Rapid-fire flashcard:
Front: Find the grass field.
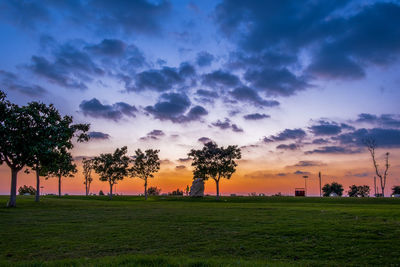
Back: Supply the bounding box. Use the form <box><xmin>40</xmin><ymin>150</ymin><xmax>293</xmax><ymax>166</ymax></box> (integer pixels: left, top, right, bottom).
<box><xmin>1</xmin><ymin>196</ymin><xmax>400</xmax><ymax>266</ymax></box>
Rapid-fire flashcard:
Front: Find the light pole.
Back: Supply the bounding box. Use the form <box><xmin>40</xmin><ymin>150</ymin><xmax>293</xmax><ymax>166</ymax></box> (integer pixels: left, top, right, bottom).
<box><xmin>303</xmin><ymin>176</ymin><xmax>308</xmax><ymax>196</ymax></box>
<box><xmin>319</xmin><ymin>172</ymin><xmax>322</xmax><ymax>197</ymax></box>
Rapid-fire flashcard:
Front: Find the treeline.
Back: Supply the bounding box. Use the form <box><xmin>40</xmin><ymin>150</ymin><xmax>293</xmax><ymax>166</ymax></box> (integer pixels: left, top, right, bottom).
<box><xmin>0</xmin><ymin>90</ymin><xmax>242</xmax><ymax>207</ymax></box>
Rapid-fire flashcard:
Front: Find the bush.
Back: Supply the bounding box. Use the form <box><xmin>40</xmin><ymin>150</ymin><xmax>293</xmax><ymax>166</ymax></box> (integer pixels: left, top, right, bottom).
<box><xmin>147</xmin><ymin>186</ymin><xmax>162</xmax><ymax>196</ymax></box>
<box><xmin>348</xmin><ymin>185</ymin><xmax>370</xmax><ymax>197</ymax></box>
<box><xmin>169</xmin><ymin>189</ymin><xmax>183</xmax><ymax>196</ymax></box>
<box><xmin>392</xmin><ymin>186</ymin><xmax>400</xmax><ymax>195</ymax></box>
<box><xmin>99</xmin><ymin>190</ymin><xmax>105</xmax><ymax>196</ymax></box>
<box><xmin>18</xmin><ymin>185</ymin><xmax>36</xmax><ymax>195</ymax></box>
<box><xmin>322</xmin><ymin>182</ymin><xmax>344</xmax><ymax>197</ymax></box>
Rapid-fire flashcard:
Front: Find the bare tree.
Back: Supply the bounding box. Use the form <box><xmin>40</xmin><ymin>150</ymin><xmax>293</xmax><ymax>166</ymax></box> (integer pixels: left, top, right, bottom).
<box><xmin>364</xmin><ymin>138</ymin><xmax>390</xmax><ymax>197</ymax></box>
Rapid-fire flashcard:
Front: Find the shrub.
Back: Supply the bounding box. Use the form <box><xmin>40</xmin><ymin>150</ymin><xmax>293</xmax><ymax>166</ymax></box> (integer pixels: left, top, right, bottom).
<box><xmin>322</xmin><ymin>182</ymin><xmax>344</xmax><ymax>197</ymax></box>
<box><xmin>99</xmin><ymin>190</ymin><xmax>105</xmax><ymax>196</ymax></box>
<box><xmin>147</xmin><ymin>186</ymin><xmax>162</xmax><ymax>196</ymax></box>
<box><xmin>392</xmin><ymin>186</ymin><xmax>400</xmax><ymax>195</ymax></box>
<box><xmin>18</xmin><ymin>185</ymin><xmax>36</xmax><ymax>195</ymax></box>
<box><xmin>169</xmin><ymin>189</ymin><xmax>183</xmax><ymax>196</ymax></box>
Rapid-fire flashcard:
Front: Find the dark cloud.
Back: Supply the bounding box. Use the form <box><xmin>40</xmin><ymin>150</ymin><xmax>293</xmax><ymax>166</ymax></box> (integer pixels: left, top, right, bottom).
<box><xmin>309</xmin><ymin>120</ymin><xmax>354</xmax><ymax>136</ymax></box>
<box><xmin>0</xmin><ymin>70</ymin><xmax>47</xmax><ymax>96</ymax></box>
<box><xmin>196</xmin><ymin>89</ymin><xmax>218</xmax><ymax>99</ymax></box>
<box><xmin>178</xmin><ymin>157</ymin><xmax>191</xmax><ymax>163</ymax></box>
<box><xmin>356</xmin><ymin>113</ymin><xmax>400</xmax><ymax>128</ymax></box>
<box><xmin>276</xmin><ymin>143</ymin><xmax>299</xmax><ymax>150</ymax></box>
<box><xmin>79</xmin><ymin>98</ymin><xmax>137</xmax><ymax>121</ymax></box>
<box><xmin>145</xmin><ymin>92</ymin><xmax>207</xmax><ymax>123</ymax></box>
<box><xmin>196</xmin><ymin>51</ymin><xmax>214</xmax><ymax>67</ymax></box>
<box><xmin>132</xmin><ymin>65</ymin><xmax>193</xmax><ymax>92</ymax></box>
<box><xmin>294</xmin><ymin>170</ymin><xmax>310</xmax><ymax>175</ymax></box>
<box><xmin>85</xmin><ymin>39</ymin><xmax>126</xmax><ymax>56</ymax></box>
<box><xmin>312</xmin><ymin>138</ymin><xmax>330</xmax><ymax>145</ymax></box>
<box><xmin>244</xmin><ymin>67</ymin><xmax>310</xmax><ymax>97</ymax></box>
<box><xmin>27</xmin><ymin>43</ymin><xmax>104</xmax><ymax>90</ymax></box>
<box><xmin>0</xmin><ymin>0</ymin><xmax>172</xmax><ymax>34</ymax></box>
<box><xmin>176</xmin><ymin>165</ymin><xmax>186</xmax><ymax>170</ymax></box>
<box><xmin>243</xmin><ymin>113</ymin><xmax>270</xmax><ymax>121</ymax></box>
<box><xmin>264</xmin><ymin>128</ymin><xmax>306</xmax><ymax>142</ymax></box>
<box><xmin>226</xmin><ymin>51</ymin><xmax>297</xmax><ymax>70</ymax></box>
<box><xmin>334</xmin><ymin>128</ymin><xmax>400</xmax><ymax>148</ymax></box>
<box><xmin>198</xmin><ymin>137</ymin><xmax>212</xmax><ymax>144</ymax></box>
<box><xmin>202</xmin><ymin>70</ymin><xmax>240</xmax><ymax>88</ymax></box>
<box><xmin>230</xmin><ymin>86</ymin><xmax>279</xmax><ymax>107</ymax></box>
<box><xmin>140</xmin><ymin>129</ymin><xmax>165</xmax><ymax>141</ymax></box>
<box><xmin>305</xmin><ymin>146</ymin><xmax>361</xmax><ymax>155</ymax></box>
<box><xmin>293</xmin><ymin>161</ymin><xmax>325</xmax><ymax>167</ymax></box>
<box><xmin>212</xmin><ymin>118</ymin><xmax>243</xmax><ymax>133</ymax></box>
<box><xmin>88</xmin><ymin>131</ymin><xmax>110</xmax><ymax>140</ymax></box>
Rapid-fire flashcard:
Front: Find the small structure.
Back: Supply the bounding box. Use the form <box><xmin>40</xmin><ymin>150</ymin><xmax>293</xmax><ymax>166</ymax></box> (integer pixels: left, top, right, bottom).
<box><xmin>295</xmin><ymin>188</ymin><xmax>305</xmax><ymax>197</ymax></box>
<box><xmin>392</xmin><ymin>194</ymin><xmax>400</xmax><ymax>198</ymax></box>
<box><xmin>189</xmin><ymin>178</ymin><xmax>204</xmax><ymax>197</ymax></box>
<box><xmin>329</xmin><ymin>192</ymin><xmax>339</xmax><ymax>197</ymax></box>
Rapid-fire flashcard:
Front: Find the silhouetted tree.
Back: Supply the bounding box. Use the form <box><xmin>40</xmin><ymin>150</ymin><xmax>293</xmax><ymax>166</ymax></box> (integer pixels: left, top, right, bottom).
<box><xmin>348</xmin><ymin>185</ymin><xmax>370</xmax><ymax>197</ymax></box>
<box><xmin>322</xmin><ymin>182</ymin><xmax>344</xmax><ymax>197</ymax></box>
<box><xmin>188</xmin><ymin>142</ymin><xmax>241</xmax><ymax>200</ymax></box>
<box><xmin>364</xmin><ymin>138</ymin><xmax>390</xmax><ymax>197</ymax></box>
<box><xmin>18</xmin><ymin>185</ymin><xmax>36</xmax><ymax>195</ymax></box>
<box><xmin>169</xmin><ymin>189</ymin><xmax>184</xmax><ymax>196</ymax></box>
<box><xmin>46</xmin><ymin>150</ymin><xmax>77</xmax><ymax>197</ymax></box>
<box><xmin>392</xmin><ymin>186</ymin><xmax>400</xmax><ymax>195</ymax></box>
<box><xmin>82</xmin><ymin>158</ymin><xmax>94</xmax><ymax>196</ymax></box>
<box><xmin>147</xmin><ymin>186</ymin><xmax>161</xmax><ymax>196</ymax></box>
<box><xmin>93</xmin><ymin>147</ymin><xmax>130</xmax><ymax>199</ymax></box>
<box><xmin>129</xmin><ymin>149</ymin><xmax>160</xmax><ymax>200</ymax></box>
<box><xmin>0</xmin><ymin>90</ymin><xmax>89</xmax><ymax>207</ymax></box>
<box><xmin>25</xmin><ymin>102</ymin><xmax>89</xmax><ymax>202</ymax></box>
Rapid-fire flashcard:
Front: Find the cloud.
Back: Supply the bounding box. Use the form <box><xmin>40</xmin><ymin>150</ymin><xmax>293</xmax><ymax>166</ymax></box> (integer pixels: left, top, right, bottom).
<box><xmin>196</xmin><ymin>51</ymin><xmax>214</xmax><ymax>67</ymax></box>
<box><xmin>312</xmin><ymin>138</ymin><xmax>330</xmax><ymax>145</ymax></box>
<box><xmin>88</xmin><ymin>131</ymin><xmax>110</xmax><ymax>140</ymax></box>
<box><xmin>175</xmin><ymin>165</ymin><xmax>186</xmax><ymax>170</ymax></box>
<box><xmin>276</xmin><ymin>144</ymin><xmax>299</xmax><ymax>150</ymax></box>
<box><xmin>178</xmin><ymin>157</ymin><xmax>191</xmax><ymax>163</ymax></box>
<box><xmin>292</xmin><ymin>161</ymin><xmax>325</xmax><ymax>167</ymax></box>
<box><xmin>264</xmin><ymin>128</ymin><xmax>306</xmax><ymax>142</ymax></box>
<box><xmin>243</xmin><ymin>113</ymin><xmax>270</xmax><ymax>120</ymax></box>
<box><xmin>85</xmin><ymin>39</ymin><xmax>126</xmax><ymax>56</ymax></box>
<box><xmin>212</xmin><ymin>118</ymin><xmax>243</xmax><ymax>132</ymax></box>
<box><xmin>198</xmin><ymin>137</ymin><xmax>212</xmax><ymax>144</ymax></box>
<box><xmin>202</xmin><ymin>70</ymin><xmax>240</xmax><ymax>88</ymax></box>
<box><xmin>132</xmin><ymin>64</ymin><xmax>194</xmax><ymax>92</ymax></box>
<box><xmin>294</xmin><ymin>170</ymin><xmax>310</xmax><ymax>175</ymax></box>
<box><xmin>334</xmin><ymin>128</ymin><xmax>400</xmax><ymax>148</ymax></box>
<box><xmin>305</xmin><ymin>146</ymin><xmax>361</xmax><ymax>155</ymax></box>
<box><xmin>0</xmin><ymin>70</ymin><xmax>47</xmax><ymax>96</ymax></box>
<box><xmin>79</xmin><ymin>98</ymin><xmax>137</xmax><ymax>121</ymax></box>
<box><xmin>230</xmin><ymin>86</ymin><xmax>279</xmax><ymax>107</ymax></box>
<box><xmin>356</xmin><ymin>113</ymin><xmax>400</xmax><ymax>128</ymax></box>
<box><xmin>309</xmin><ymin>120</ymin><xmax>354</xmax><ymax>136</ymax></box>
<box><xmin>145</xmin><ymin>92</ymin><xmax>207</xmax><ymax>123</ymax></box>
<box><xmin>140</xmin><ymin>129</ymin><xmax>165</xmax><ymax>141</ymax></box>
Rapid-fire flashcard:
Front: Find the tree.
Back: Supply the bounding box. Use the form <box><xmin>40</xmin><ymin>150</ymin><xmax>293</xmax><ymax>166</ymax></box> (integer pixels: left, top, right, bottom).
<box><xmin>322</xmin><ymin>182</ymin><xmax>344</xmax><ymax>197</ymax></box>
<box><xmin>169</xmin><ymin>189</ymin><xmax>183</xmax><ymax>196</ymax></box>
<box><xmin>46</xmin><ymin>150</ymin><xmax>77</xmax><ymax>197</ymax></box>
<box><xmin>25</xmin><ymin>102</ymin><xmax>89</xmax><ymax>202</ymax></box>
<box><xmin>188</xmin><ymin>142</ymin><xmax>241</xmax><ymax>200</ymax></box>
<box><xmin>348</xmin><ymin>185</ymin><xmax>370</xmax><ymax>197</ymax></box>
<box><xmin>92</xmin><ymin>147</ymin><xmax>130</xmax><ymax>199</ymax></box>
<box><xmin>18</xmin><ymin>185</ymin><xmax>36</xmax><ymax>195</ymax></box>
<box><xmin>364</xmin><ymin>138</ymin><xmax>390</xmax><ymax>197</ymax></box>
<box><xmin>147</xmin><ymin>186</ymin><xmax>161</xmax><ymax>196</ymax></box>
<box><xmin>129</xmin><ymin>149</ymin><xmax>160</xmax><ymax>200</ymax></box>
<box><xmin>392</xmin><ymin>186</ymin><xmax>400</xmax><ymax>195</ymax></box>
<box><xmin>82</xmin><ymin>158</ymin><xmax>94</xmax><ymax>196</ymax></box>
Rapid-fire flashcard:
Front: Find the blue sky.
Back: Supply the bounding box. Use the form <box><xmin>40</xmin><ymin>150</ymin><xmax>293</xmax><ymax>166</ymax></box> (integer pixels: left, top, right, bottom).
<box><xmin>1</xmin><ymin>0</ymin><xmax>400</xmax><ymax>195</ymax></box>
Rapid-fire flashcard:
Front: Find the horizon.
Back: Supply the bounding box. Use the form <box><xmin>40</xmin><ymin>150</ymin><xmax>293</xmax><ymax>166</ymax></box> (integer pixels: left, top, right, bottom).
<box><xmin>1</xmin><ymin>0</ymin><xmax>400</xmax><ymax>196</ymax></box>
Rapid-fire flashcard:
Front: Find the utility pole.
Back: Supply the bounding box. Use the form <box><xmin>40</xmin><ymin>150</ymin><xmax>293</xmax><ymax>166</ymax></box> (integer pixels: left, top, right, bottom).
<box><xmin>374</xmin><ymin>176</ymin><xmax>376</xmax><ymax>197</ymax></box>
<box><xmin>319</xmin><ymin>172</ymin><xmax>322</xmax><ymax>197</ymax></box>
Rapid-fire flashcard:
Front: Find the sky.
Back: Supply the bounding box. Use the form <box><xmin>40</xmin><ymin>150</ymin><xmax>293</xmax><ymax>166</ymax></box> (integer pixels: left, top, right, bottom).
<box><xmin>1</xmin><ymin>0</ymin><xmax>400</xmax><ymax>196</ymax></box>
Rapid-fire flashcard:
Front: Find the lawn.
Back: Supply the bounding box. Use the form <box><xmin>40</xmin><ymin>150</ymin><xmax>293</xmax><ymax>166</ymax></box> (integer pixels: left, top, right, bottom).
<box><xmin>0</xmin><ymin>196</ymin><xmax>399</xmax><ymax>266</ymax></box>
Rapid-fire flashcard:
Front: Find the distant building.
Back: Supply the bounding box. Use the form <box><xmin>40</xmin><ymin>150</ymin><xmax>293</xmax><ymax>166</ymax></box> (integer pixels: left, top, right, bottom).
<box><xmin>329</xmin><ymin>192</ymin><xmax>339</xmax><ymax>197</ymax></box>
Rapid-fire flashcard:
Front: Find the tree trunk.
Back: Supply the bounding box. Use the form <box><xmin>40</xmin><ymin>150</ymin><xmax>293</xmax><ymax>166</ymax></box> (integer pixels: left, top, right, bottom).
<box><xmin>216</xmin><ymin>179</ymin><xmax>220</xmax><ymax>200</ymax></box>
<box><xmin>7</xmin><ymin>168</ymin><xmax>18</xmax><ymax>208</ymax></box>
<box><xmin>87</xmin><ymin>182</ymin><xmax>91</xmax><ymax>196</ymax></box>
<box><xmin>35</xmin><ymin>169</ymin><xmax>40</xmax><ymax>202</ymax></box>
<box><xmin>58</xmin><ymin>175</ymin><xmax>61</xmax><ymax>197</ymax></box>
<box><xmin>85</xmin><ymin>178</ymin><xmax>88</xmax><ymax>196</ymax></box>
<box><xmin>109</xmin><ymin>182</ymin><xmax>113</xmax><ymax>199</ymax></box>
<box><xmin>381</xmin><ymin>186</ymin><xmax>385</xmax><ymax>197</ymax></box>
<box><xmin>144</xmin><ymin>178</ymin><xmax>148</xmax><ymax>200</ymax></box>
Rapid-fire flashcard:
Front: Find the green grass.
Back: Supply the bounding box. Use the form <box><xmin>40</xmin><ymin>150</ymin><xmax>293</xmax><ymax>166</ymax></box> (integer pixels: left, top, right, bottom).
<box><xmin>0</xmin><ymin>196</ymin><xmax>399</xmax><ymax>266</ymax></box>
